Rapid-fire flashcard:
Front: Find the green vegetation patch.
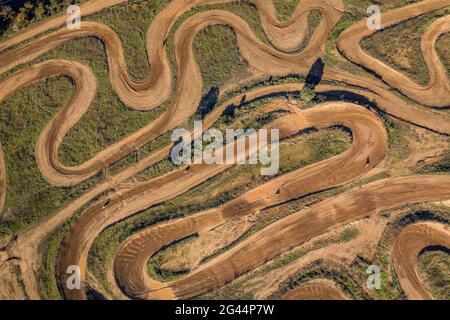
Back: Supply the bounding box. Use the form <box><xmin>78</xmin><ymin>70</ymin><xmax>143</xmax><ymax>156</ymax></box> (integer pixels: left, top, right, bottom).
<box><xmin>417</xmin><ymin>151</ymin><xmax>450</xmax><ymax>174</ymax></box>
<box><xmin>193</xmin><ymin>25</ymin><xmax>249</xmax><ymax>88</ymax></box>
<box><xmin>361</xmin><ymin>7</ymin><xmax>450</xmax><ymax>86</ymax></box>
<box><xmin>88</xmin><ymin>0</ymin><xmax>170</xmax><ymax>79</ymax></box>
<box><xmin>0</xmin><ymin>0</ymin><xmax>87</xmax><ymax>39</ymax></box>
<box><xmin>418</xmin><ymin>248</ymin><xmax>450</xmax><ymax>300</ymax></box>
<box><xmin>339</xmin><ymin>226</ymin><xmax>359</xmax><ymax>243</ymax></box>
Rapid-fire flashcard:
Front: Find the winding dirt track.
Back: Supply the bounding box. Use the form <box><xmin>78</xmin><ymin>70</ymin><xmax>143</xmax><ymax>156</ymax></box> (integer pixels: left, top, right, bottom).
<box><xmin>0</xmin><ymin>0</ymin><xmax>449</xmax><ymax>300</ymax></box>
<box><xmin>108</xmin><ymin>101</ymin><xmax>388</xmax><ymax>300</ymax></box>
<box><xmin>392</xmin><ymin>222</ymin><xmax>450</xmax><ymax>300</ymax></box>
<box><xmin>0</xmin><ymin>146</ymin><xmax>5</xmax><ymax>218</ymax></box>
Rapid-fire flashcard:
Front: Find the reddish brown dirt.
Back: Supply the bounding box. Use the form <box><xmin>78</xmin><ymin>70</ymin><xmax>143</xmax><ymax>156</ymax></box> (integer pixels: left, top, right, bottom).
<box><xmin>111</xmin><ymin>101</ymin><xmax>387</xmax><ymax>300</ymax></box>
<box><xmin>337</xmin><ymin>0</ymin><xmax>450</xmax><ymax>107</ymax></box>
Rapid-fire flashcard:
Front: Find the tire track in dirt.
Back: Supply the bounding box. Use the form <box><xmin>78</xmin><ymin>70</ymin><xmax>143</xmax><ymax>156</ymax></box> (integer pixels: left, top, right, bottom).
<box><xmin>281</xmin><ymin>280</ymin><xmax>347</xmax><ymax>300</ymax></box>
<box><xmin>337</xmin><ymin>0</ymin><xmax>450</xmax><ymax>107</ymax></box>
<box><xmin>0</xmin><ymin>0</ymin><xmax>448</xmax><ymax>300</ymax></box>
<box><xmin>0</xmin><ymin>0</ymin><xmax>345</xmax><ymax>298</ymax></box>
<box><xmin>0</xmin><ymin>146</ymin><xmax>5</xmax><ymax>218</ymax></box>
<box><xmin>0</xmin><ymin>0</ymin><xmax>448</xmax><ymax>190</ymax></box>
<box><xmin>0</xmin><ymin>0</ymin><xmax>343</xmax><ymax>187</ymax></box>
<box><xmin>392</xmin><ymin>222</ymin><xmax>450</xmax><ymax>300</ymax></box>
<box><xmin>118</xmin><ymin>175</ymin><xmax>450</xmax><ymax>300</ymax></box>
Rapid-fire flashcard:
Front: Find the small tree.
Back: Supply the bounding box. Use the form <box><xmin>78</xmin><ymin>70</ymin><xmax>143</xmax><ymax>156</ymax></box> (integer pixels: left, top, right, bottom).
<box><xmin>34</xmin><ymin>3</ymin><xmax>47</xmax><ymax>22</ymax></box>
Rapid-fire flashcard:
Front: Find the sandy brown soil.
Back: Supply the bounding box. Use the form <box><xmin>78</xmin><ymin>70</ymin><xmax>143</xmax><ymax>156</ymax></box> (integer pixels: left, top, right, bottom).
<box><xmin>392</xmin><ymin>222</ymin><xmax>450</xmax><ymax>300</ymax></box>
<box><xmin>281</xmin><ymin>279</ymin><xmax>347</xmax><ymax>300</ymax></box>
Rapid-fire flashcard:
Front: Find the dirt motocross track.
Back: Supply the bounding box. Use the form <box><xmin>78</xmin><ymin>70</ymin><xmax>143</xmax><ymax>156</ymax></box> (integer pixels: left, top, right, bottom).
<box><xmin>0</xmin><ymin>0</ymin><xmax>449</xmax><ymax>300</ymax></box>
